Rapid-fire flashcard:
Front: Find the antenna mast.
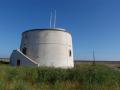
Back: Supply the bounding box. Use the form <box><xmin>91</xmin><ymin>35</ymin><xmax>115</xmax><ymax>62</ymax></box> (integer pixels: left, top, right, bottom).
<box><xmin>53</xmin><ymin>10</ymin><xmax>56</xmax><ymax>28</ymax></box>
<box><xmin>92</xmin><ymin>49</ymin><xmax>96</xmax><ymax>65</ymax></box>
<box><xmin>50</xmin><ymin>12</ymin><xmax>52</xmax><ymax>28</ymax></box>
<box><xmin>49</xmin><ymin>10</ymin><xmax>57</xmax><ymax>28</ymax></box>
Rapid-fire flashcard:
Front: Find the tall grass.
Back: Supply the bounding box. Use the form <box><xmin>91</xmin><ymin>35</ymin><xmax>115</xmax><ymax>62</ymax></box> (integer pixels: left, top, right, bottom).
<box><xmin>0</xmin><ymin>64</ymin><xmax>120</xmax><ymax>90</ymax></box>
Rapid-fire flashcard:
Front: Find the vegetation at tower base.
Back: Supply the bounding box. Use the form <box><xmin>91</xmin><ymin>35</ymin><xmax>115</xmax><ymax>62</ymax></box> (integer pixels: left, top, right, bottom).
<box><xmin>0</xmin><ymin>64</ymin><xmax>120</xmax><ymax>90</ymax></box>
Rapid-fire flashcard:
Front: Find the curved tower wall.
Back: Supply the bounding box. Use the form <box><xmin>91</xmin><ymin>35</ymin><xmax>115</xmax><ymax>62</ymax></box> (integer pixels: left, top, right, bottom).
<box><xmin>20</xmin><ymin>29</ymin><xmax>74</xmax><ymax>68</ymax></box>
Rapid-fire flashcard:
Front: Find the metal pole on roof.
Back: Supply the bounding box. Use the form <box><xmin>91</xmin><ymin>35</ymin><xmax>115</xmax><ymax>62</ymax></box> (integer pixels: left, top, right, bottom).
<box><xmin>53</xmin><ymin>10</ymin><xmax>56</xmax><ymax>28</ymax></box>
<box><xmin>50</xmin><ymin>11</ymin><xmax>52</xmax><ymax>28</ymax></box>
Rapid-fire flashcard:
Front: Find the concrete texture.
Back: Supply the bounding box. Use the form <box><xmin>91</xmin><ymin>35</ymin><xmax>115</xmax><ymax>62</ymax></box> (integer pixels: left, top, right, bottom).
<box><xmin>10</xmin><ymin>28</ymin><xmax>74</xmax><ymax>68</ymax></box>
<box><xmin>10</xmin><ymin>49</ymin><xmax>38</xmax><ymax>66</ymax></box>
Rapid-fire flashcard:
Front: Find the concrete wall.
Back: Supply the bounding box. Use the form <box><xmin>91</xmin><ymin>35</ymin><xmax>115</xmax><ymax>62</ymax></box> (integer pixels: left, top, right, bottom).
<box><xmin>10</xmin><ymin>49</ymin><xmax>38</xmax><ymax>67</ymax></box>
<box><xmin>20</xmin><ymin>29</ymin><xmax>74</xmax><ymax>68</ymax></box>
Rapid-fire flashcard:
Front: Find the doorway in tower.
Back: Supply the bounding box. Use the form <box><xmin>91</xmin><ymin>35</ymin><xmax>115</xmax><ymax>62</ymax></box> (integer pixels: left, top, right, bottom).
<box><xmin>22</xmin><ymin>47</ymin><xmax>27</xmax><ymax>55</ymax></box>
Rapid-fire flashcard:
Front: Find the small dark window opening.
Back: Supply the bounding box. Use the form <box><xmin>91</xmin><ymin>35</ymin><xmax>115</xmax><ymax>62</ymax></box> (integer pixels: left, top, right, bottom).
<box><xmin>17</xmin><ymin>59</ymin><xmax>20</xmax><ymax>66</ymax></box>
<box><xmin>22</xmin><ymin>47</ymin><xmax>27</xmax><ymax>55</ymax></box>
<box><xmin>69</xmin><ymin>50</ymin><xmax>71</xmax><ymax>57</ymax></box>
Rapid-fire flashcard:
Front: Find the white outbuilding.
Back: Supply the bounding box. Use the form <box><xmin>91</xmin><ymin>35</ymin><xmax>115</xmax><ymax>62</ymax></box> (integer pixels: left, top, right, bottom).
<box><xmin>10</xmin><ymin>28</ymin><xmax>74</xmax><ymax>68</ymax></box>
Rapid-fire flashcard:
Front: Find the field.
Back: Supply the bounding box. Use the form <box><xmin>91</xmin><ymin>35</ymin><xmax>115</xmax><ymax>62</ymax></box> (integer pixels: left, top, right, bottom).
<box><xmin>0</xmin><ymin>63</ymin><xmax>120</xmax><ymax>90</ymax></box>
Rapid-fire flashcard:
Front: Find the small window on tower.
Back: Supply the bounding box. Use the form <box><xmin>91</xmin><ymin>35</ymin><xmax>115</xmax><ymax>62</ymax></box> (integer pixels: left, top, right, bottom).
<box><xmin>22</xmin><ymin>47</ymin><xmax>27</xmax><ymax>55</ymax></box>
<box><xmin>69</xmin><ymin>50</ymin><xmax>71</xmax><ymax>57</ymax></box>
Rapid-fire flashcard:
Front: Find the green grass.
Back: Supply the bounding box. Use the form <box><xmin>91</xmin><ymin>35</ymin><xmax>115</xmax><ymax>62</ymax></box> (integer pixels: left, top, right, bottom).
<box><xmin>0</xmin><ymin>64</ymin><xmax>120</xmax><ymax>90</ymax></box>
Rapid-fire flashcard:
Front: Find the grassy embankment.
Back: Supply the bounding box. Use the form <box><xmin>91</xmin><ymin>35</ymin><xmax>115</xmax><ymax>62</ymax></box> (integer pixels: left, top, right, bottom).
<box><xmin>0</xmin><ymin>63</ymin><xmax>120</xmax><ymax>90</ymax></box>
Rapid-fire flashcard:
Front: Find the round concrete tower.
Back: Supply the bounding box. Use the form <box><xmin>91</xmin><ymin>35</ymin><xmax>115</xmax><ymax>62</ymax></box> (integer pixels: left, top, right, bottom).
<box><xmin>19</xmin><ymin>28</ymin><xmax>74</xmax><ymax>68</ymax></box>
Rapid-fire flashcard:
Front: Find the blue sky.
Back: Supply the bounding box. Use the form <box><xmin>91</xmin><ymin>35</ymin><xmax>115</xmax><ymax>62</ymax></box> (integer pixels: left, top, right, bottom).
<box><xmin>0</xmin><ymin>0</ymin><xmax>120</xmax><ymax>60</ymax></box>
